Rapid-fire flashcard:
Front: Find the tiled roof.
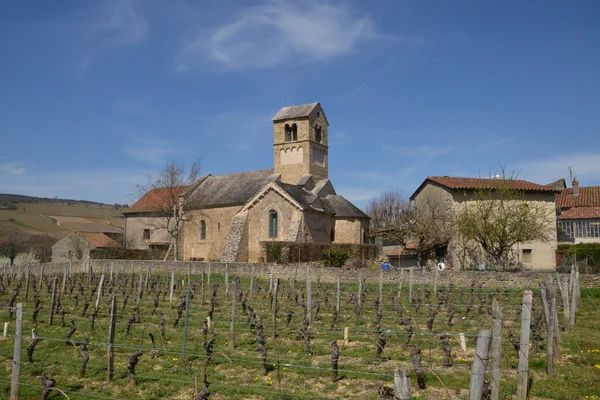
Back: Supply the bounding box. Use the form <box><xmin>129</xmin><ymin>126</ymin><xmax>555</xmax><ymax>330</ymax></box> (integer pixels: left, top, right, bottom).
<box><xmin>76</xmin><ymin>232</ymin><xmax>120</xmax><ymax>248</ymax></box>
<box><xmin>272</xmin><ymin>103</ymin><xmax>319</xmax><ymax>121</ymax></box>
<box><xmin>426</xmin><ymin>176</ymin><xmax>558</xmax><ymax>192</ymax></box>
<box><xmin>187</xmin><ymin>170</ymin><xmax>278</xmax><ymax>209</ymax></box>
<box><xmin>555</xmin><ymin>186</ymin><xmax>600</xmax><ymax>208</ymax></box>
<box><xmin>557</xmin><ymin>206</ymin><xmax>600</xmax><ymax>220</ymax></box>
<box><xmin>127</xmin><ymin>186</ymin><xmax>188</xmax><ymax>213</ymax></box>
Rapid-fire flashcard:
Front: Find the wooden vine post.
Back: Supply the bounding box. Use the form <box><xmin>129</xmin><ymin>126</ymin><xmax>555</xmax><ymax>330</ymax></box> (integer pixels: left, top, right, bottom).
<box><xmin>229</xmin><ymin>279</ymin><xmax>236</xmax><ymax>350</ymax></box>
<box><xmin>517</xmin><ymin>290</ymin><xmax>533</xmax><ymax>400</ymax></box>
<box><xmin>491</xmin><ymin>300</ymin><xmax>502</xmax><ymax>400</ymax></box>
<box><xmin>10</xmin><ymin>303</ymin><xmax>23</xmax><ymax>400</ymax></box>
<box><xmin>49</xmin><ymin>277</ymin><xmax>58</xmax><ymax>325</ymax></box>
<box><xmin>394</xmin><ymin>367</ymin><xmax>411</xmax><ymax>400</ymax></box>
<box><xmin>182</xmin><ymin>288</ymin><xmax>191</xmax><ymax>360</ymax></box>
<box><xmin>272</xmin><ymin>279</ymin><xmax>279</xmax><ymax>338</ymax></box>
<box><xmin>107</xmin><ymin>295</ymin><xmax>117</xmax><ymax>382</ymax></box>
<box><xmin>468</xmin><ymin>329</ymin><xmax>491</xmax><ymax>400</ymax></box>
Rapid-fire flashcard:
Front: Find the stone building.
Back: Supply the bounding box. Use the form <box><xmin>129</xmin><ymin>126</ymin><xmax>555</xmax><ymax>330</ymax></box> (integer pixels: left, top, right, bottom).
<box><xmin>555</xmin><ymin>178</ymin><xmax>600</xmax><ymax>244</ymax></box>
<box><xmin>52</xmin><ymin>232</ymin><xmax>120</xmax><ymax>262</ymax></box>
<box><xmin>410</xmin><ymin>176</ymin><xmax>558</xmax><ymax>270</ymax></box>
<box><xmin>125</xmin><ymin>102</ymin><xmax>372</xmax><ymax>262</ymax></box>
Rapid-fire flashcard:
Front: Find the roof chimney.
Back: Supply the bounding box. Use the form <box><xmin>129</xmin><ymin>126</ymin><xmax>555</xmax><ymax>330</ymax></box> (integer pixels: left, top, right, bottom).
<box><xmin>572</xmin><ymin>177</ymin><xmax>580</xmax><ymax>197</ymax></box>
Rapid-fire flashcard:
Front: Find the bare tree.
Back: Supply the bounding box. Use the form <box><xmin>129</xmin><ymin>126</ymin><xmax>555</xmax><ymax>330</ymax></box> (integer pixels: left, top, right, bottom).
<box><xmin>366</xmin><ymin>191</ymin><xmax>454</xmax><ymax>268</ymax></box>
<box><xmin>0</xmin><ymin>229</ymin><xmax>28</xmax><ymax>267</ymax></box>
<box><xmin>67</xmin><ymin>234</ymin><xmax>88</xmax><ymax>261</ymax></box>
<box><xmin>134</xmin><ymin>159</ymin><xmax>201</xmax><ymax>260</ymax></box>
<box><xmin>455</xmin><ymin>170</ymin><xmax>555</xmax><ymax>270</ymax></box>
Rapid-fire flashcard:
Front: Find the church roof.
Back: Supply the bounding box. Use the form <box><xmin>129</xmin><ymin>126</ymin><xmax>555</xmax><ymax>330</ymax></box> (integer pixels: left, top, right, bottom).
<box><xmin>187</xmin><ymin>169</ymin><xmax>278</xmax><ymax>209</ymax></box>
<box><xmin>324</xmin><ymin>195</ymin><xmax>370</xmax><ymax>219</ymax></box>
<box><xmin>272</xmin><ymin>102</ymin><xmax>320</xmax><ymax>121</ymax></box>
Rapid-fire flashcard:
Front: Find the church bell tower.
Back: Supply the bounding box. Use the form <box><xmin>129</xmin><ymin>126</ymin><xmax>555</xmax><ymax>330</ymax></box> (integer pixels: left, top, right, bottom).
<box><xmin>272</xmin><ymin>102</ymin><xmax>329</xmax><ymax>185</ymax></box>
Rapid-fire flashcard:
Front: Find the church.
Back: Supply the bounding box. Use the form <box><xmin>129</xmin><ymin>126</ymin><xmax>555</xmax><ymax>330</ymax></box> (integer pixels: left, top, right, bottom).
<box><xmin>124</xmin><ymin>102</ymin><xmax>372</xmax><ymax>263</ymax></box>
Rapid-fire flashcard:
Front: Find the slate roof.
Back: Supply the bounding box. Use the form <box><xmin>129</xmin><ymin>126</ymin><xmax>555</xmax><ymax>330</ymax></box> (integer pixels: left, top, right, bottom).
<box><xmin>127</xmin><ymin>186</ymin><xmax>188</xmax><ymax>213</ymax></box>
<box><xmin>555</xmin><ymin>186</ymin><xmax>600</xmax><ymax>208</ymax></box>
<box><xmin>557</xmin><ymin>206</ymin><xmax>600</xmax><ymax>220</ymax></box>
<box><xmin>272</xmin><ymin>103</ymin><xmax>319</xmax><ymax>121</ymax></box>
<box><xmin>324</xmin><ymin>195</ymin><xmax>370</xmax><ymax>219</ymax></box>
<box><xmin>188</xmin><ymin>170</ymin><xmax>278</xmax><ymax>209</ymax></box>
<box><xmin>76</xmin><ymin>232</ymin><xmax>120</xmax><ymax>248</ymax></box>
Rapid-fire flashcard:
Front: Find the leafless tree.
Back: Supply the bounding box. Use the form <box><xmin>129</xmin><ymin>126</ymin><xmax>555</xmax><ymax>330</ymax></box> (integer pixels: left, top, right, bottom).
<box><xmin>134</xmin><ymin>159</ymin><xmax>201</xmax><ymax>260</ymax></box>
<box><xmin>366</xmin><ymin>190</ymin><xmax>454</xmax><ymax>268</ymax></box>
<box><xmin>455</xmin><ymin>170</ymin><xmax>555</xmax><ymax>270</ymax></box>
<box><xmin>67</xmin><ymin>234</ymin><xmax>87</xmax><ymax>261</ymax></box>
<box><xmin>0</xmin><ymin>228</ymin><xmax>28</xmax><ymax>267</ymax></box>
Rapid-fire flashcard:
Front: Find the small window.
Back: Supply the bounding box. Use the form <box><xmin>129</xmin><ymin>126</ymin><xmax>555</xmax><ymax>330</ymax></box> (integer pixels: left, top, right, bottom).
<box><xmin>314</xmin><ymin>125</ymin><xmax>322</xmax><ymax>143</ymax></box>
<box><xmin>330</xmin><ymin>228</ymin><xmax>335</xmax><ymax>242</ymax></box>
<box><xmin>200</xmin><ymin>220</ymin><xmax>206</xmax><ymax>240</ymax></box>
<box><xmin>143</xmin><ymin>229</ymin><xmax>150</xmax><ymax>240</ymax></box>
<box><xmin>522</xmin><ymin>249</ymin><xmax>532</xmax><ymax>263</ymax></box>
<box><xmin>285</xmin><ymin>124</ymin><xmax>292</xmax><ymax>142</ymax></box>
<box><xmin>292</xmin><ymin>124</ymin><xmax>297</xmax><ymax>141</ymax></box>
<box><xmin>268</xmin><ymin>210</ymin><xmax>278</xmax><ymax>238</ymax></box>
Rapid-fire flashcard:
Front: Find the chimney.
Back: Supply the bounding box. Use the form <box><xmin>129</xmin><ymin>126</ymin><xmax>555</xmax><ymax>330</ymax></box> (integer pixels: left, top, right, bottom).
<box><xmin>572</xmin><ymin>177</ymin><xmax>580</xmax><ymax>197</ymax></box>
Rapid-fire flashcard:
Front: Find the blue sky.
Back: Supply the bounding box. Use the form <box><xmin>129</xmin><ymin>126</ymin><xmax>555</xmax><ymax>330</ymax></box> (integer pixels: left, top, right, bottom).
<box><xmin>1</xmin><ymin>0</ymin><xmax>599</xmax><ymax>208</ymax></box>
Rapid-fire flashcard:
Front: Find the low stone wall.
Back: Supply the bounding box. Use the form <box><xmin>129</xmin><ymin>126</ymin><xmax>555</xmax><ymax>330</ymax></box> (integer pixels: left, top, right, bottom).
<box><xmin>25</xmin><ymin>260</ymin><xmax>600</xmax><ymax>289</ymax></box>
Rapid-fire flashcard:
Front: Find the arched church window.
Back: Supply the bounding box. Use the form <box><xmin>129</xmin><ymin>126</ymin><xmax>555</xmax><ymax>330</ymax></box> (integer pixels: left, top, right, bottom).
<box><xmin>314</xmin><ymin>125</ymin><xmax>322</xmax><ymax>143</ymax></box>
<box><xmin>285</xmin><ymin>124</ymin><xmax>292</xmax><ymax>142</ymax></box>
<box><xmin>330</xmin><ymin>228</ymin><xmax>335</xmax><ymax>242</ymax></box>
<box><xmin>292</xmin><ymin>124</ymin><xmax>298</xmax><ymax>141</ymax></box>
<box><xmin>200</xmin><ymin>220</ymin><xmax>206</xmax><ymax>240</ymax></box>
<box><xmin>268</xmin><ymin>210</ymin><xmax>278</xmax><ymax>238</ymax></box>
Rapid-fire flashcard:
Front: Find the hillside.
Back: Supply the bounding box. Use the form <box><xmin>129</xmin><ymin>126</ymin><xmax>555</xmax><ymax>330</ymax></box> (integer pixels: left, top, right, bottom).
<box><xmin>0</xmin><ymin>193</ymin><xmax>128</xmax><ymax>238</ymax></box>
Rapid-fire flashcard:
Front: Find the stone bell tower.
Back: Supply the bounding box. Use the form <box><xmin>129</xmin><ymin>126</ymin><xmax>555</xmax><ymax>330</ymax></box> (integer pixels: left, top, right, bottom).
<box><xmin>272</xmin><ymin>102</ymin><xmax>329</xmax><ymax>185</ymax></box>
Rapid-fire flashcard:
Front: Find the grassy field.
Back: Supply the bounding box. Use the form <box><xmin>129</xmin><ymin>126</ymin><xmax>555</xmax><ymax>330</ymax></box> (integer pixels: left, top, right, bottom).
<box><xmin>0</xmin><ymin>269</ymin><xmax>598</xmax><ymax>400</ymax></box>
<box><xmin>0</xmin><ymin>202</ymin><xmax>126</xmax><ymax>238</ymax></box>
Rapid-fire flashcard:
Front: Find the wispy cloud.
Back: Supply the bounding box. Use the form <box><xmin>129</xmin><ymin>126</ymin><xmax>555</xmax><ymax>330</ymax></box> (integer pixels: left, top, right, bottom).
<box><xmin>176</xmin><ymin>0</ymin><xmax>374</xmax><ymax>70</ymax></box>
<box><xmin>122</xmin><ymin>138</ymin><xmax>177</xmax><ymax>163</ymax></box>
<box><xmin>518</xmin><ymin>154</ymin><xmax>600</xmax><ymax>185</ymax></box>
<box><xmin>0</xmin><ymin>163</ymin><xmax>27</xmax><ymax>176</ymax></box>
<box><xmin>80</xmin><ymin>0</ymin><xmax>148</xmax><ymax>70</ymax></box>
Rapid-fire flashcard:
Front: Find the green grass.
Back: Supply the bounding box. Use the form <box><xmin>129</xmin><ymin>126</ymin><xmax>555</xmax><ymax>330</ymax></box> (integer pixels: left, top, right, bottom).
<box><xmin>0</xmin><ymin>271</ymin><xmax>598</xmax><ymax>399</ymax></box>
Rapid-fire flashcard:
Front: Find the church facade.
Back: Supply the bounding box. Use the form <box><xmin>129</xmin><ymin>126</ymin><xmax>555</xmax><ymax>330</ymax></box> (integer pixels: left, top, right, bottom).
<box><xmin>125</xmin><ymin>102</ymin><xmax>371</xmax><ymax>262</ymax></box>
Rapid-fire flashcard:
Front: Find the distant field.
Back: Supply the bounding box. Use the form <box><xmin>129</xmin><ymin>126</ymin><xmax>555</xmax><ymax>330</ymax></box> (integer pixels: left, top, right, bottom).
<box><xmin>0</xmin><ymin>202</ymin><xmax>127</xmax><ymax>238</ymax></box>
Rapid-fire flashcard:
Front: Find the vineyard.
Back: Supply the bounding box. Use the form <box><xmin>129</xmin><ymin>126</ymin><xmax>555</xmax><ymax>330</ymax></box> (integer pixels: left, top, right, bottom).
<box><xmin>1</xmin><ymin>262</ymin><xmax>599</xmax><ymax>399</ymax></box>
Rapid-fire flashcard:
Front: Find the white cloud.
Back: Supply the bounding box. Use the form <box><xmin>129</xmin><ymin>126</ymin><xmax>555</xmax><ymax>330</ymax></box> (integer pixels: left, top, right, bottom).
<box><xmin>100</xmin><ymin>0</ymin><xmax>149</xmax><ymax>46</ymax></box>
<box><xmin>122</xmin><ymin>138</ymin><xmax>176</xmax><ymax>163</ymax></box>
<box><xmin>517</xmin><ymin>154</ymin><xmax>600</xmax><ymax>185</ymax></box>
<box><xmin>177</xmin><ymin>0</ymin><xmax>373</xmax><ymax>70</ymax></box>
<box><xmin>0</xmin><ymin>163</ymin><xmax>27</xmax><ymax>176</ymax></box>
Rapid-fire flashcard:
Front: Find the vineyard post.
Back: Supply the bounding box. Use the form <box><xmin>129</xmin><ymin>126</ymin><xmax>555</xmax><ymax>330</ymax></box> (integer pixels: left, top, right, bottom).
<box><xmin>3</xmin><ymin>322</ymin><xmax>8</xmax><ymax>337</ymax></box>
<box><xmin>378</xmin><ymin>270</ymin><xmax>383</xmax><ymax>312</ymax></box>
<box><xmin>110</xmin><ymin>262</ymin><xmax>113</xmax><ymax>283</ymax></box>
<box><xmin>39</xmin><ymin>264</ymin><xmax>44</xmax><ymax>287</ymax></box>
<box><xmin>107</xmin><ymin>295</ymin><xmax>117</xmax><ymax>382</ymax></box>
<box><xmin>170</xmin><ymin>271</ymin><xmax>175</xmax><ymax>305</ymax></box>
<box><xmin>96</xmin><ymin>274</ymin><xmax>105</xmax><ymax>311</ymax></box>
<box><xmin>357</xmin><ymin>276</ymin><xmax>363</xmax><ymax>309</ymax></box>
<box><xmin>182</xmin><ymin>288</ymin><xmax>191</xmax><ymax>360</ymax></box>
<box><xmin>225</xmin><ymin>264</ymin><xmax>229</xmax><ymax>303</ymax></box>
<box><xmin>187</xmin><ymin>263</ymin><xmax>191</xmax><ymax>287</ymax></box>
<box><xmin>207</xmin><ymin>262</ymin><xmax>211</xmax><ymax>287</ymax></box>
<box><xmin>468</xmin><ymin>329</ymin><xmax>491</xmax><ymax>400</ymax></box>
<box><xmin>307</xmin><ymin>269</ymin><xmax>312</xmax><ymax>325</ymax></box>
<box><xmin>397</xmin><ymin>269</ymin><xmax>403</xmax><ymax>302</ymax></box>
<box><xmin>570</xmin><ymin>273</ymin><xmax>577</xmax><ymax>326</ymax></box>
<box><xmin>49</xmin><ymin>277</ymin><xmax>58</xmax><ymax>325</ymax></box>
<box><xmin>88</xmin><ymin>260</ymin><xmax>92</xmax><ymax>288</ymax></box>
<box><xmin>272</xmin><ymin>279</ymin><xmax>279</xmax><ymax>338</ymax></box>
<box><xmin>24</xmin><ymin>266</ymin><xmax>30</xmax><ymax>301</ymax></box>
<box><xmin>229</xmin><ymin>279</ymin><xmax>237</xmax><ymax>350</ymax></box>
<box><xmin>409</xmin><ymin>267</ymin><xmax>413</xmax><ymax>304</ymax></box>
<box><xmin>459</xmin><ymin>333</ymin><xmax>467</xmax><ymax>352</ymax></box>
<box><xmin>145</xmin><ymin>264</ymin><xmax>150</xmax><ymax>291</ymax></box>
<box><xmin>394</xmin><ymin>367</ymin><xmax>411</xmax><ymax>400</ymax></box>
<box><xmin>560</xmin><ymin>276</ymin><xmax>570</xmax><ymax>333</ymax></box>
<box><xmin>250</xmin><ymin>265</ymin><xmax>255</xmax><ymax>299</ymax></box>
<box><xmin>540</xmin><ymin>283</ymin><xmax>550</xmax><ymax>329</ymax></box>
<box><xmin>548</xmin><ymin>276</ymin><xmax>561</xmax><ymax>350</ymax></box>
<box><xmin>420</xmin><ymin>264</ymin><xmax>425</xmax><ymax>301</ymax></box>
<box><xmin>433</xmin><ymin>263</ymin><xmax>439</xmax><ymax>296</ymax></box>
<box><xmin>9</xmin><ymin>303</ymin><xmax>23</xmax><ymax>400</ymax></box>
<box><xmin>201</xmin><ymin>268</ymin><xmax>205</xmax><ymax>305</ymax></box>
<box><xmin>344</xmin><ymin>327</ymin><xmax>349</xmax><ymax>343</ymax></box>
<box><xmin>546</xmin><ymin>291</ymin><xmax>555</xmax><ymax>377</ymax></box>
<box><xmin>62</xmin><ymin>266</ymin><xmax>67</xmax><ymax>295</ymax></box>
<box><xmin>575</xmin><ymin>264</ymin><xmax>580</xmax><ymax>309</ymax></box>
<box><xmin>516</xmin><ymin>290</ymin><xmax>533</xmax><ymax>400</ymax></box>
<box><xmin>491</xmin><ymin>300</ymin><xmax>502</xmax><ymax>400</ymax></box>
<box><xmin>269</xmin><ymin>265</ymin><xmax>274</xmax><ymax>294</ymax></box>
<box><xmin>336</xmin><ymin>276</ymin><xmax>341</xmax><ymax>315</ymax></box>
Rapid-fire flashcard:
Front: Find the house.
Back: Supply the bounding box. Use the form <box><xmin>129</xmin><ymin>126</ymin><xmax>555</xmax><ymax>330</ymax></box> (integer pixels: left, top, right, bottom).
<box><xmin>555</xmin><ymin>178</ymin><xmax>600</xmax><ymax>244</ymax></box>
<box><xmin>410</xmin><ymin>176</ymin><xmax>558</xmax><ymax>270</ymax></box>
<box><xmin>52</xmin><ymin>231</ymin><xmax>120</xmax><ymax>262</ymax></box>
<box><xmin>122</xmin><ymin>186</ymin><xmax>188</xmax><ymax>252</ymax></box>
<box><xmin>125</xmin><ymin>102</ymin><xmax>372</xmax><ymax>262</ymax></box>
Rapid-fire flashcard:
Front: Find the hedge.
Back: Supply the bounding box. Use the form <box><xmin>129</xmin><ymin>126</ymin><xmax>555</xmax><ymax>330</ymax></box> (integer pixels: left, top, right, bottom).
<box><xmin>557</xmin><ymin>243</ymin><xmax>600</xmax><ymax>273</ymax></box>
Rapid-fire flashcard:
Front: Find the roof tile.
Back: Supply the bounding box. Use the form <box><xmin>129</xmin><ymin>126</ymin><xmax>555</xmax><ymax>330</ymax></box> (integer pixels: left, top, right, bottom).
<box><xmin>427</xmin><ymin>176</ymin><xmax>558</xmax><ymax>193</ymax></box>
<box><xmin>555</xmin><ymin>186</ymin><xmax>600</xmax><ymax>208</ymax></box>
<box><xmin>557</xmin><ymin>206</ymin><xmax>600</xmax><ymax>220</ymax></box>
<box><xmin>76</xmin><ymin>232</ymin><xmax>120</xmax><ymax>248</ymax></box>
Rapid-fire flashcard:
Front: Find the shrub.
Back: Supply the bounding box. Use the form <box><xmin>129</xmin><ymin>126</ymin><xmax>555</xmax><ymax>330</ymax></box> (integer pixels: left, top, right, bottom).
<box><xmin>557</xmin><ymin>243</ymin><xmax>600</xmax><ymax>274</ymax></box>
<box><xmin>321</xmin><ymin>248</ymin><xmax>349</xmax><ymax>268</ymax></box>
<box><xmin>267</xmin><ymin>242</ymin><xmax>282</xmax><ymax>263</ymax></box>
